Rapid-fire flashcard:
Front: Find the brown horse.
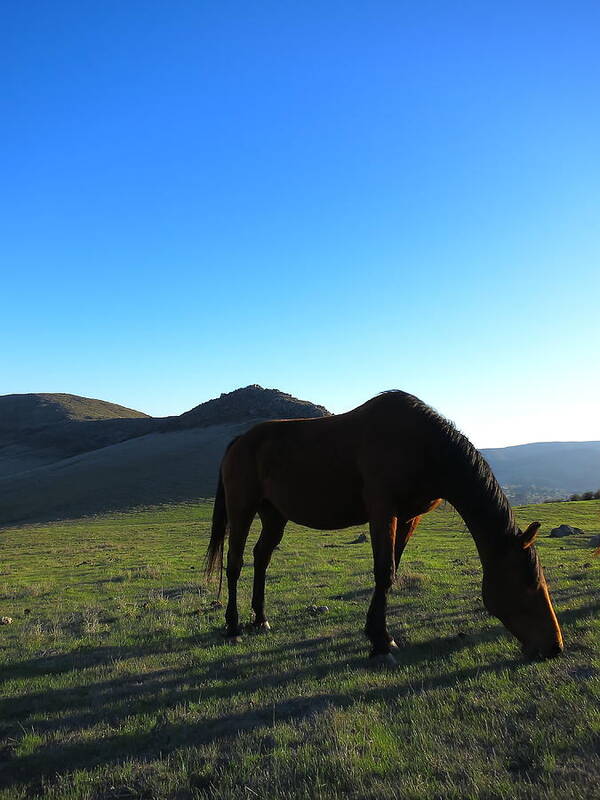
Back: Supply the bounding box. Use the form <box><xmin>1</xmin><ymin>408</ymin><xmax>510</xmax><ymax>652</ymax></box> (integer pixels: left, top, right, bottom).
<box><xmin>205</xmin><ymin>391</ymin><xmax>563</xmax><ymax>664</ymax></box>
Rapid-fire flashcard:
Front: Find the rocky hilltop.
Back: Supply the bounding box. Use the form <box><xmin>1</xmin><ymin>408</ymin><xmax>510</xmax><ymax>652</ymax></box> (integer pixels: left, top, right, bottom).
<box><xmin>177</xmin><ymin>385</ymin><xmax>330</xmax><ymax>428</ymax></box>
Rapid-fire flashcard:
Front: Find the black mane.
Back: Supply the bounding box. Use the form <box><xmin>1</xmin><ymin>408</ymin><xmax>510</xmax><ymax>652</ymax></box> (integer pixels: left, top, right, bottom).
<box><xmin>379</xmin><ymin>390</ymin><xmax>517</xmax><ymax>539</ymax></box>
<box><xmin>522</xmin><ymin>544</ymin><xmax>543</xmax><ymax>588</ymax></box>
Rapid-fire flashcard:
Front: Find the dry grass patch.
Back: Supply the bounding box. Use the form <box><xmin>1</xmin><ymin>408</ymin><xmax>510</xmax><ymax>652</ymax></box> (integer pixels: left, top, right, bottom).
<box><xmin>0</xmin><ymin>580</ymin><xmax>52</xmax><ymax>600</ymax></box>
<box><xmin>397</xmin><ymin>571</ymin><xmax>427</xmax><ymax>591</ymax></box>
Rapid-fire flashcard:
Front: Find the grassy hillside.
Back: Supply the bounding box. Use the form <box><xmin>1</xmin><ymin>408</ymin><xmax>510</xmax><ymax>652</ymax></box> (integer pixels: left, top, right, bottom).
<box><xmin>0</xmin><ymin>387</ymin><xmax>331</xmax><ymax>523</ymax></box>
<box><xmin>0</xmin><ymin>422</ymin><xmax>258</xmax><ymax>524</ymax></box>
<box><xmin>0</xmin><ymin>500</ymin><xmax>598</xmax><ymax>799</ymax></box>
<box><xmin>0</xmin><ymin>394</ymin><xmax>149</xmax><ymax>431</ymax></box>
<box><xmin>0</xmin><ymin>394</ymin><xmax>153</xmax><ymax>483</ymax></box>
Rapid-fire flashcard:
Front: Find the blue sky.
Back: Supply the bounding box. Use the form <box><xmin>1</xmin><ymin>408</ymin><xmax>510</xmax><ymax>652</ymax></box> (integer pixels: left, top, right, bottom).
<box><xmin>2</xmin><ymin>1</ymin><xmax>599</xmax><ymax>447</ymax></box>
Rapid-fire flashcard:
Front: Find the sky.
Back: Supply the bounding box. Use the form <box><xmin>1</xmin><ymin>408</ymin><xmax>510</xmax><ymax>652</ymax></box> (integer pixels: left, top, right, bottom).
<box><xmin>2</xmin><ymin>1</ymin><xmax>599</xmax><ymax>448</ymax></box>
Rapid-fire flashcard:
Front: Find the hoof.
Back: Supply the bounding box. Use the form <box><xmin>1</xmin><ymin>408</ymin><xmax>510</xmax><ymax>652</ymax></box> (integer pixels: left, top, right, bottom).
<box><xmin>370</xmin><ymin>652</ymin><xmax>398</xmax><ymax>669</ymax></box>
<box><xmin>251</xmin><ymin>621</ymin><xmax>271</xmax><ymax>634</ymax></box>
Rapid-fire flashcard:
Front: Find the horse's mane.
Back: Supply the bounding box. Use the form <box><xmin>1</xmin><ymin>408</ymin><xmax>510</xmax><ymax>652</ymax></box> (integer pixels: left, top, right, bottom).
<box><xmin>522</xmin><ymin>543</ymin><xmax>543</xmax><ymax>587</ymax></box>
<box><xmin>377</xmin><ymin>390</ymin><xmax>517</xmax><ymax>539</ymax></box>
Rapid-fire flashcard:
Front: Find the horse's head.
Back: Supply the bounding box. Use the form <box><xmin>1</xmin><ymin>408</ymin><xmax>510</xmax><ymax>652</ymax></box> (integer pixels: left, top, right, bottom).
<box><xmin>482</xmin><ymin>522</ymin><xmax>563</xmax><ymax>659</ymax></box>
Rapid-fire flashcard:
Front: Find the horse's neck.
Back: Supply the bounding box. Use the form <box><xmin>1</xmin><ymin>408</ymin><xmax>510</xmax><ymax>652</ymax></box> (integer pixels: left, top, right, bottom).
<box><xmin>443</xmin><ymin>471</ymin><xmax>515</xmax><ymax>568</ymax></box>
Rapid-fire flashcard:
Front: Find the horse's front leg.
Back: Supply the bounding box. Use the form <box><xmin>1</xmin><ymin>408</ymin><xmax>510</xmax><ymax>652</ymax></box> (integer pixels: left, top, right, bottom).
<box><xmin>394</xmin><ymin>516</ymin><xmax>421</xmax><ymax>571</ymax></box>
<box><xmin>365</xmin><ymin>511</ymin><xmax>397</xmax><ymax>665</ymax></box>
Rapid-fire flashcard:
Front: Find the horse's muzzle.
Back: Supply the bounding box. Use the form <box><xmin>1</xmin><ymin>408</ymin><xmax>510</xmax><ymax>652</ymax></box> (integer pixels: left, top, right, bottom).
<box><xmin>522</xmin><ymin>641</ymin><xmax>564</xmax><ymax>660</ymax></box>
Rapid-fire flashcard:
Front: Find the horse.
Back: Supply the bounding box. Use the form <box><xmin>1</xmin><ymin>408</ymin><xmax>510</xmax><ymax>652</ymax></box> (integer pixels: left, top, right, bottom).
<box><xmin>205</xmin><ymin>391</ymin><xmax>563</xmax><ymax>664</ymax></box>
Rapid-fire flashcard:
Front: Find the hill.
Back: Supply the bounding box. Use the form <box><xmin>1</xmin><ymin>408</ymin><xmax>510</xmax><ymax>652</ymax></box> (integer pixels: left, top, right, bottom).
<box><xmin>0</xmin><ymin>422</ymin><xmax>255</xmax><ymax>524</ymax></box>
<box><xmin>0</xmin><ymin>393</ymin><xmax>154</xmax><ymax>482</ymax></box>
<box><xmin>0</xmin><ymin>393</ymin><xmax>149</xmax><ymax>431</ymax></box>
<box><xmin>0</xmin><ymin>386</ymin><xmax>329</xmax><ymax>524</ymax></box>
<box><xmin>176</xmin><ymin>384</ymin><xmax>330</xmax><ymax>428</ymax></box>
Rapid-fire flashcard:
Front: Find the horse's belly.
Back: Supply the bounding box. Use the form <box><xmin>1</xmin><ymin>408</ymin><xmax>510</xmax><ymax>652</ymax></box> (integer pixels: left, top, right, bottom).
<box><xmin>265</xmin><ymin>479</ymin><xmax>367</xmax><ymax>531</ymax></box>
<box><xmin>287</xmin><ymin>507</ymin><xmax>369</xmax><ymax>531</ymax></box>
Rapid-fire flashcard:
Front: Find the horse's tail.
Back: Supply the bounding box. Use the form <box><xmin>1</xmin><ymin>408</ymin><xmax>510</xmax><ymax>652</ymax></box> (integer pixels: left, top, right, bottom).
<box><xmin>205</xmin><ymin>469</ymin><xmax>227</xmax><ymax>597</ymax></box>
<box><xmin>204</xmin><ymin>437</ymin><xmax>239</xmax><ymax>597</ymax></box>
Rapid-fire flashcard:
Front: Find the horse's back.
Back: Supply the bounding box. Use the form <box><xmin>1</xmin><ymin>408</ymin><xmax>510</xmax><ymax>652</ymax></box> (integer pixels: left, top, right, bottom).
<box><xmin>221</xmin><ymin>415</ymin><xmax>368</xmax><ymax>528</ymax></box>
<box><xmin>220</xmin><ymin>396</ymin><xmax>439</xmax><ymax>528</ymax></box>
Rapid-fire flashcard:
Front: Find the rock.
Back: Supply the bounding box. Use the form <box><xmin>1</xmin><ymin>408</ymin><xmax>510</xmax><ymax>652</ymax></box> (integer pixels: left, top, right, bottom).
<box><xmin>1</xmin><ymin>617</ymin><xmax>13</xmax><ymax>625</ymax></box>
<box><xmin>548</xmin><ymin>525</ymin><xmax>585</xmax><ymax>538</ymax></box>
<box><xmin>351</xmin><ymin>533</ymin><xmax>368</xmax><ymax>543</ymax></box>
<box><xmin>308</xmin><ymin>605</ymin><xmax>329</xmax><ymax>616</ymax></box>
<box><xmin>589</xmin><ymin>535</ymin><xmax>600</xmax><ymax>548</ymax></box>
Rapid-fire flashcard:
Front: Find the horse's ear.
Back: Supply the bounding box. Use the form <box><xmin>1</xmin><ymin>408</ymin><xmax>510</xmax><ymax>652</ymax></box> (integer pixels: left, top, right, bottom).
<box><xmin>519</xmin><ymin>522</ymin><xmax>541</xmax><ymax>548</ymax></box>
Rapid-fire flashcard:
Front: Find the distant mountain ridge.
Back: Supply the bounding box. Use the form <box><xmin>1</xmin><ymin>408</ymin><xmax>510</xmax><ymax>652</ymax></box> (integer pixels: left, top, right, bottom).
<box><xmin>482</xmin><ymin>440</ymin><xmax>600</xmax><ymax>504</ymax></box>
<box><xmin>0</xmin><ymin>386</ymin><xmax>598</xmax><ymax>524</ymax></box>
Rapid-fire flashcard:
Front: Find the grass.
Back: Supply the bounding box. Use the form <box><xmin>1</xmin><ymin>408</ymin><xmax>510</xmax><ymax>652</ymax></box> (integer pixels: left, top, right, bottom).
<box><xmin>0</xmin><ymin>500</ymin><xmax>598</xmax><ymax>799</ymax></box>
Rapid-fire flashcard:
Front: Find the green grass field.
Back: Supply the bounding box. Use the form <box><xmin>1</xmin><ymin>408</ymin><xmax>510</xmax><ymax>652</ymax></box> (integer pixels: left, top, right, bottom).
<box><xmin>0</xmin><ymin>501</ymin><xmax>598</xmax><ymax>799</ymax></box>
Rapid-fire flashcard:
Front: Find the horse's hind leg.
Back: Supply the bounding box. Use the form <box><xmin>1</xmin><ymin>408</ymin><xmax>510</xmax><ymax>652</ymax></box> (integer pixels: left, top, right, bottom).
<box><xmin>225</xmin><ymin>507</ymin><xmax>255</xmax><ymax>640</ymax></box>
<box><xmin>251</xmin><ymin>503</ymin><xmax>287</xmax><ymax>631</ymax></box>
